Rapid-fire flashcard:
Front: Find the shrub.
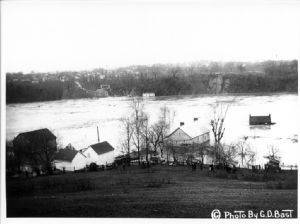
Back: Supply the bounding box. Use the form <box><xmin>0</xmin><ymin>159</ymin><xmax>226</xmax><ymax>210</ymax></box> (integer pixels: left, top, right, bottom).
<box><xmin>89</xmin><ymin>163</ymin><xmax>98</xmax><ymax>172</ymax></box>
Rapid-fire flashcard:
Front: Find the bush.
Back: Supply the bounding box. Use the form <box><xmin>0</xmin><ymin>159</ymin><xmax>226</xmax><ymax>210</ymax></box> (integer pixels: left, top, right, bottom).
<box><xmin>89</xmin><ymin>163</ymin><xmax>98</xmax><ymax>172</ymax></box>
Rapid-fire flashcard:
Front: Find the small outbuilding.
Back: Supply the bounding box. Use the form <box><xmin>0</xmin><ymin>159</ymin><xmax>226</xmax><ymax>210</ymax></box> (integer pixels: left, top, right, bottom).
<box><xmin>53</xmin><ymin>148</ymin><xmax>87</xmax><ymax>171</ymax></box>
<box><xmin>81</xmin><ymin>141</ymin><xmax>115</xmax><ymax>166</ymax></box>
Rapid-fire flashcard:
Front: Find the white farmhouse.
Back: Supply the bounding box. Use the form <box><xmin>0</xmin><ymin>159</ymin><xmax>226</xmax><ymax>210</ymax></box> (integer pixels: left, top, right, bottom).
<box><xmin>81</xmin><ymin>141</ymin><xmax>115</xmax><ymax>166</ymax></box>
<box><xmin>53</xmin><ymin>148</ymin><xmax>87</xmax><ymax>171</ymax></box>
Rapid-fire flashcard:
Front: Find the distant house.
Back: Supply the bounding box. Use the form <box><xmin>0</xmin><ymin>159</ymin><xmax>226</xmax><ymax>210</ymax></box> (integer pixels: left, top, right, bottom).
<box><xmin>12</xmin><ymin>128</ymin><xmax>57</xmax><ymax>172</ymax></box>
<box><xmin>81</xmin><ymin>141</ymin><xmax>115</xmax><ymax>166</ymax></box>
<box><xmin>100</xmin><ymin>84</ymin><xmax>110</xmax><ymax>90</ymax></box>
<box><xmin>94</xmin><ymin>88</ymin><xmax>109</xmax><ymax>97</ymax></box>
<box><xmin>142</xmin><ymin>92</ymin><xmax>155</xmax><ymax>98</ymax></box>
<box><xmin>249</xmin><ymin>114</ymin><xmax>272</xmax><ymax>125</ymax></box>
<box><xmin>53</xmin><ymin>148</ymin><xmax>87</xmax><ymax>171</ymax></box>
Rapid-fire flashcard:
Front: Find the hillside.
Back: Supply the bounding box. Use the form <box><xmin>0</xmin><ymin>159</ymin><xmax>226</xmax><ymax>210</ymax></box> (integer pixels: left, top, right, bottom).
<box><xmin>6</xmin><ymin>60</ymin><xmax>298</xmax><ymax>103</ymax></box>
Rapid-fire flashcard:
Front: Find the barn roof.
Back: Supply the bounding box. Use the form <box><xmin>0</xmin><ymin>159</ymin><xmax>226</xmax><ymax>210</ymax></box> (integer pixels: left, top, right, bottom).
<box><xmin>90</xmin><ymin>141</ymin><xmax>114</xmax><ymax>155</ymax></box>
<box><xmin>16</xmin><ymin>128</ymin><xmax>56</xmax><ymax>143</ymax></box>
<box><xmin>180</xmin><ymin>125</ymin><xmax>210</xmax><ymax>138</ymax></box>
<box><xmin>166</xmin><ymin>125</ymin><xmax>210</xmax><ymax>139</ymax></box>
<box><xmin>54</xmin><ymin>148</ymin><xmax>78</xmax><ymax>162</ymax></box>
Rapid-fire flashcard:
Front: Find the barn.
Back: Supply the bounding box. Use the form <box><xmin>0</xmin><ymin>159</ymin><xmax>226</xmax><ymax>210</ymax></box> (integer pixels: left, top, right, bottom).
<box><xmin>53</xmin><ymin>148</ymin><xmax>87</xmax><ymax>171</ymax></box>
<box><xmin>164</xmin><ymin>122</ymin><xmax>212</xmax><ymax>164</ymax></box>
<box><xmin>165</xmin><ymin>125</ymin><xmax>210</xmax><ymax>146</ymax></box>
<box><xmin>12</xmin><ymin>128</ymin><xmax>57</xmax><ymax>173</ymax></box>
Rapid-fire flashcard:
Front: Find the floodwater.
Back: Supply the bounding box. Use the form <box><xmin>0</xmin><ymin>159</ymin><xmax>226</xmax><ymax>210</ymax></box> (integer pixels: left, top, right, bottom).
<box><xmin>6</xmin><ymin>93</ymin><xmax>298</xmax><ymax>166</ymax></box>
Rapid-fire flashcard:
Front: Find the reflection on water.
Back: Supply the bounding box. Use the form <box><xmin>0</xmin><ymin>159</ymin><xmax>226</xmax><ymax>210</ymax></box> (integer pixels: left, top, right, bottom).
<box><xmin>6</xmin><ymin>93</ymin><xmax>298</xmax><ymax>166</ymax></box>
<box><xmin>249</xmin><ymin>125</ymin><xmax>271</xmax><ymax>130</ymax></box>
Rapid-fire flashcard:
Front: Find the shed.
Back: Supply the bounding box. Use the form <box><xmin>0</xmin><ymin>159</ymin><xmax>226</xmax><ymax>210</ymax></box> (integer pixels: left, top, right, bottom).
<box><xmin>82</xmin><ymin>141</ymin><xmax>115</xmax><ymax>166</ymax></box>
<box><xmin>53</xmin><ymin>148</ymin><xmax>87</xmax><ymax>171</ymax></box>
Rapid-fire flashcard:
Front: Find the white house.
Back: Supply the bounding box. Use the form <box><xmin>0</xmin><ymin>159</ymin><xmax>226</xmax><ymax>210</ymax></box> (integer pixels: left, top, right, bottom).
<box><xmin>81</xmin><ymin>141</ymin><xmax>115</xmax><ymax>166</ymax></box>
<box><xmin>142</xmin><ymin>92</ymin><xmax>155</xmax><ymax>98</ymax></box>
<box><xmin>53</xmin><ymin>148</ymin><xmax>87</xmax><ymax>171</ymax></box>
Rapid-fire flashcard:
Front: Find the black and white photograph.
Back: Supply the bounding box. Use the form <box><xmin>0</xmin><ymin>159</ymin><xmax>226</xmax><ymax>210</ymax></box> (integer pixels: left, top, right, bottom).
<box><xmin>0</xmin><ymin>0</ymin><xmax>299</xmax><ymax>221</ymax></box>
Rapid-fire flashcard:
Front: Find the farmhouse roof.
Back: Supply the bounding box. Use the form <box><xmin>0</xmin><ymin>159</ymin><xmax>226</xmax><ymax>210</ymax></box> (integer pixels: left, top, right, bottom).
<box><xmin>16</xmin><ymin>128</ymin><xmax>56</xmax><ymax>142</ymax></box>
<box><xmin>166</xmin><ymin>125</ymin><xmax>210</xmax><ymax>139</ymax></box>
<box><xmin>90</xmin><ymin>141</ymin><xmax>114</xmax><ymax>155</ymax></box>
<box><xmin>180</xmin><ymin>125</ymin><xmax>210</xmax><ymax>138</ymax></box>
<box><xmin>54</xmin><ymin>148</ymin><xmax>78</xmax><ymax>162</ymax></box>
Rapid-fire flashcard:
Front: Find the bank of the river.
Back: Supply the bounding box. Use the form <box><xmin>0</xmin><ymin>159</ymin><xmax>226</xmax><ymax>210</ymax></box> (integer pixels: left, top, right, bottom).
<box><xmin>6</xmin><ymin>165</ymin><xmax>297</xmax><ymax>217</ymax></box>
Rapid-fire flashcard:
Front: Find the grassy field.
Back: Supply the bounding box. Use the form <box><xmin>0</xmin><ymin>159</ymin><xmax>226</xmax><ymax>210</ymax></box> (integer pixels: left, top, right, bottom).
<box><xmin>6</xmin><ymin>165</ymin><xmax>298</xmax><ymax>218</ymax></box>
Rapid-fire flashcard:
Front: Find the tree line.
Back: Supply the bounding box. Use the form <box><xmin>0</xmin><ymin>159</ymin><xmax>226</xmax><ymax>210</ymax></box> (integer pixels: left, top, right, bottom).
<box><xmin>6</xmin><ymin>60</ymin><xmax>297</xmax><ymax>103</ymax></box>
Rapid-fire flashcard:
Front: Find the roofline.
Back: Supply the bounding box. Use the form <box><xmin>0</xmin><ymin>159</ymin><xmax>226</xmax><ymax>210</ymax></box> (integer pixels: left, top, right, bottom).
<box><xmin>190</xmin><ymin>131</ymin><xmax>210</xmax><ymax>140</ymax></box>
<box><xmin>88</xmin><ymin>142</ymin><xmax>114</xmax><ymax>155</ymax></box>
<box><xmin>165</xmin><ymin>127</ymin><xmax>192</xmax><ymax>139</ymax></box>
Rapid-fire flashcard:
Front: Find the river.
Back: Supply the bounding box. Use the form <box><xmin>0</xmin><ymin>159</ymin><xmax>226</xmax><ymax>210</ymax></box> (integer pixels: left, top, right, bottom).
<box><xmin>6</xmin><ymin>93</ymin><xmax>298</xmax><ymax>167</ymax></box>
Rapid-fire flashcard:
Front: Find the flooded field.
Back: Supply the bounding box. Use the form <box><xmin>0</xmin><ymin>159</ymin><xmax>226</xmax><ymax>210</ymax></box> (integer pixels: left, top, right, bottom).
<box><xmin>6</xmin><ymin>93</ymin><xmax>298</xmax><ymax>166</ymax></box>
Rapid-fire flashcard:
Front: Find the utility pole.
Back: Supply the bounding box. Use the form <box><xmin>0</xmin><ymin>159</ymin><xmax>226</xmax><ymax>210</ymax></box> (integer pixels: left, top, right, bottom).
<box><xmin>97</xmin><ymin>126</ymin><xmax>100</xmax><ymax>142</ymax></box>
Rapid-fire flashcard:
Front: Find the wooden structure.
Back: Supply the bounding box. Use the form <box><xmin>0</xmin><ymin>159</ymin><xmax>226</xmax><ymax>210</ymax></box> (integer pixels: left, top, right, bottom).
<box><xmin>164</xmin><ymin>124</ymin><xmax>212</xmax><ymax>164</ymax></box>
<box><xmin>81</xmin><ymin>141</ymin><xmax>115</xmax><ymax>166</ymax></box>
<box><xmin>53</xmin><ymin>147</ymin><xmax>87</xmax><ymax>171</ymax></box>
<box><xmin>13</xmin><ymin>128</ymin><xmax>57</xmax><ymax>172</ymax></box>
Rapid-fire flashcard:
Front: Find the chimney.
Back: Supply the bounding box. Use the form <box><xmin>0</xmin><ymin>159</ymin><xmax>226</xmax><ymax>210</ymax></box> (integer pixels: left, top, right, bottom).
<box><xmin>180</xmin><ymin>122</ymin><xmax>184</xmax><ymax>126</ymax></box>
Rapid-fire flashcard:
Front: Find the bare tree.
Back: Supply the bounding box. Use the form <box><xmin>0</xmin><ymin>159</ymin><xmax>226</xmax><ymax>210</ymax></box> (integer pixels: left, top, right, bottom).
<box><xmin>130</xmin><ymin>97</ymin><xmax>147</xmax><ymax>165</ymax></box>
<box><xmin>246</xmin><ymin>151</ymin><xmax>256</xmax><ymax>168</ymax></box>
<box><xmin>148</xmin><ymin>123</ymin><xmax>164</xmax><ymax>155</ymax></box>
<box><xmin>231</xmin><ymin>137</ymin><xmax>256</xmax><ymax>168</ymax></box>
<box><xmin>265</xmin><ymin>145</ymin><xmax>280</xmax><ymax>161</ymax></box>
<box><xmin>221</xmin><ymin>144</ymin><xmax>238</xmax><ymax>165</ymax></box>
<box><xmin>264</xmin><ymin>145</ymin><xmax>281</xmax><ymax>171</ymax></box>
<box><xmin>210</xmin><ymin>103</ymin><xmax>229</xmax><ymax>163</ymax></box>
<box><xmin>236</xmin><ymin>140</ymin><xmax>249</xmax><ymax>167</ymax></box>
<box><xmin>140</xmin><ymin>115</ymin><xmax>150</xmax><ymax>165</ymax></box>
<box><xmin>151</xmin><ymin>106</ymin><xmax>173</xmax><ymax>157</ymax></box>
<box><xmin>120</xmin><ymin>117</ymin><xmax>134</xmax><ymax>159</ymax></box>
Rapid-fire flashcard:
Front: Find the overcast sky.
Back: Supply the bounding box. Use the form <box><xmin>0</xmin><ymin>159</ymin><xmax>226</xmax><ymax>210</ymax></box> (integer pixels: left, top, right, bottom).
<box><xmin>1</xmin><ymin>0</ymin><xmax>300</xmax><ymax>73</ymax></box>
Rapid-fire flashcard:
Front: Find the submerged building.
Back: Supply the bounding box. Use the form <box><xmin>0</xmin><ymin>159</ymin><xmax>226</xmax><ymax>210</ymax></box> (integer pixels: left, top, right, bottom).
<box><xmin>249</xmin><ymin>114</ymin><xmax>272</xmax><ymax>125</ymax></box>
